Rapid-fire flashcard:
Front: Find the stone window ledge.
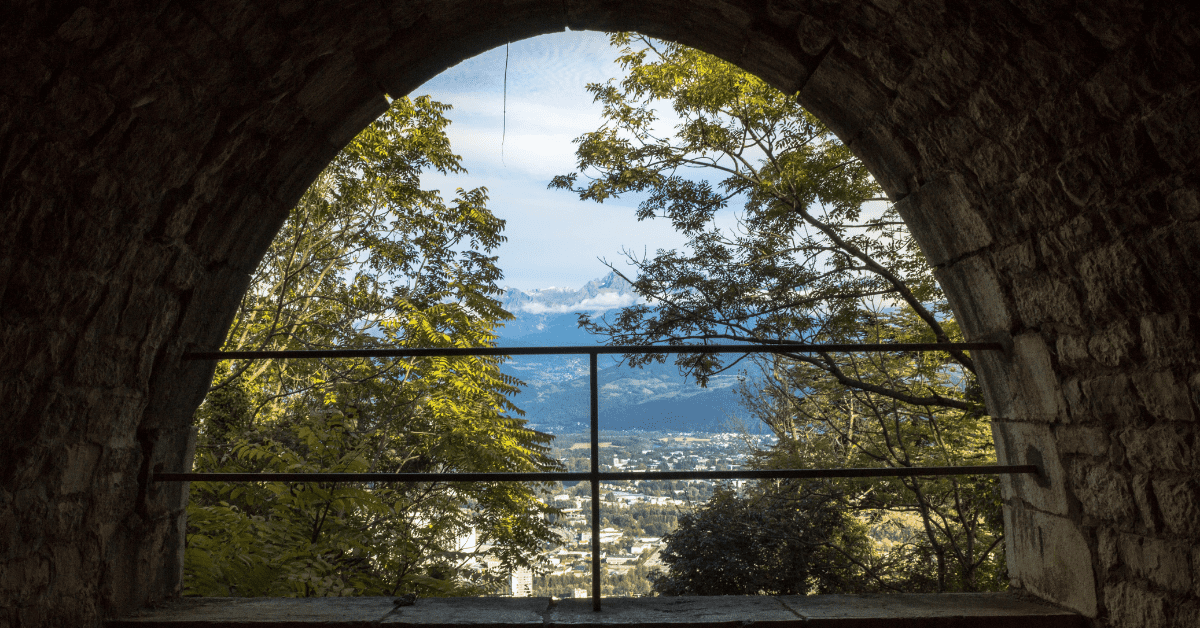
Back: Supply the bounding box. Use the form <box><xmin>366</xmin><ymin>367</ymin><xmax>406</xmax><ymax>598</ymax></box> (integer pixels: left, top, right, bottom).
<box><xmin>108</xmin><ymin>593</ymin><xmax>1083</xmax><ymax>627</ymax></box>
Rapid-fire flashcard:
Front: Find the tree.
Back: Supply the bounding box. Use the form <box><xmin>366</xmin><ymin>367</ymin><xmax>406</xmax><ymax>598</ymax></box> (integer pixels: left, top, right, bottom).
<box><xmin>185</xmin><ymin>95</ymin><xmax>560</xmax><ymax>598</ymax></box>
<box><xmin>739</xmin><ymin>309</ymin><xmax>1005</xmax><ymax>591</ymax></box>
<box><xmin>551</xmin><ymin>34</ymin><xmax>971</xmax><ymax>404</ymax></box>
<box><xmin>649</xmin><ymin>485</ymin><xmax>874</xmax><ymax>596</ymax></box>
<box><xmin>552</xmin><ymin>34</ymin><xmax>1003</xmax><ymax>592</ymax></box>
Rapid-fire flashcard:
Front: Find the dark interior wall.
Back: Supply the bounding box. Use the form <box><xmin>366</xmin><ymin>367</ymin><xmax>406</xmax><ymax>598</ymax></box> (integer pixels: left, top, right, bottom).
<box><xmin>1</xmin><ymin>2</ymin><xmax>1198</xmax><ymax>626</ymax></box>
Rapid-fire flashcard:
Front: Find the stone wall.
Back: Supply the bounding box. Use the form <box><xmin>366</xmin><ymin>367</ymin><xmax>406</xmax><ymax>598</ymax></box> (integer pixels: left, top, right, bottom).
<box><xmin>2</xmin><ymin>1</ymin><xmax>1199</xmax><ymax>627</ymax></box>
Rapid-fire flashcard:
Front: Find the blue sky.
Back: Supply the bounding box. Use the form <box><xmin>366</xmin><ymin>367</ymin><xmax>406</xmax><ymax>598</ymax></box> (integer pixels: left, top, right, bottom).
<box><xmin>413</xmin><ymin>30</ymin><xmax>693</xmax><ymax>291</ymax></box>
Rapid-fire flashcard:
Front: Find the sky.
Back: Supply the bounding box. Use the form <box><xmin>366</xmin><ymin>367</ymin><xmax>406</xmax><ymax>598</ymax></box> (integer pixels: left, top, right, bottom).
<box><xmin>412</xmin><ymin>30</ymin><xmax>695</xmax><ymax>292</ymax></box>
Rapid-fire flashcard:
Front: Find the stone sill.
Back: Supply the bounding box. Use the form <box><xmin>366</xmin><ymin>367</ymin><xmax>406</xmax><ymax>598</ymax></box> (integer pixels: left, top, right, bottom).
<box><xmin>108</xmin><ymin>593</ymin><xmax>1084</xmax><ymax>627</ymax></box>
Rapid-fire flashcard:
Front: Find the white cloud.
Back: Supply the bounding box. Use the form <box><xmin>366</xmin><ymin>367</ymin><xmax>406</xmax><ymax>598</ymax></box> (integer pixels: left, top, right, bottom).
<box><xmin>407</xmin><ymin>30</ymin><xmax>736</xmax><ymax>291</ymax></box>
<box><xmin>509</xmin><ymin>291</ymin><xmax>641</xmax><ymax>315</ymax></box>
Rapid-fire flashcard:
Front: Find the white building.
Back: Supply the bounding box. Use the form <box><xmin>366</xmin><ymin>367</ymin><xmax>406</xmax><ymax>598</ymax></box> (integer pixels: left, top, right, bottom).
<box><xmin>599</xmin><ymin>528</ymin><xmax>623</xmax><ymax>544</ymax></box>
<box><xmin>510</xmin><ymin>567</ymin><xmax>533</xmax><ymax>597</ymax></box>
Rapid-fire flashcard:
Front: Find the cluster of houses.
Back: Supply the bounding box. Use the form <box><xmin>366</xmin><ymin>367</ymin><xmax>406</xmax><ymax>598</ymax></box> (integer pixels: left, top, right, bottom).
<box><xmin>541</xmin><ymin>530</ymin><xmax>665</xmax><ymax>578</ymax></box>
<box><xmin>453</xmin><ymin>433</ymin><xmax>775</xmax><ymax>594</ymax></box>
<box><xmin>551</xmin><ymin>489</ymin><xmax>680</xmax><ymax>515</ymax></box>
<box><xmin>452</xmin><ymin>524</ymin><xmax>665</xmax><ymax>594</ymax></box>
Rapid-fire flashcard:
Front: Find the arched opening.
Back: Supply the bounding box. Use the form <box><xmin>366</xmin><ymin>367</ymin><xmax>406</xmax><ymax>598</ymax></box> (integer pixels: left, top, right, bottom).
<box><xmin>176</xmin><ymin>27</ymin><xmax>1006</xmax><ymax>602</ymax></box>
<box><xmin>4</xmin><ymin>2</ymin><xmax>1199</xmax><ymax>626</ymax></box>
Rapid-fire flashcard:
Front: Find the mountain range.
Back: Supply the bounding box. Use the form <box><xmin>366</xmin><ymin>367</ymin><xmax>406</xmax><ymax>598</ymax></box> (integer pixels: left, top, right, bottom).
<box><xmin>495</xmin><ymin>273</ymin><xmax>754</xmax><ymax>433</ymax></box>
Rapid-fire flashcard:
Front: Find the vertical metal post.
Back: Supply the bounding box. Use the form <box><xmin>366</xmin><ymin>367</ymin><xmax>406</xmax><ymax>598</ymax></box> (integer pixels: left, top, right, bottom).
<box><xmin>589</xmin><ymin>352</ymin><xmax>601</xmax><ymax>611</ymax></box>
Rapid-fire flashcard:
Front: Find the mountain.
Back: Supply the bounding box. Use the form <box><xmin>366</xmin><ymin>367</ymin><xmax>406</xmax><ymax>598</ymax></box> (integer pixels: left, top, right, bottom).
<box><xmin>498</xmin><ymin>273</ymin><xmax>639</xmax><ymax>342</ymax></box>
<box><xmin>495</xmin><ymin>273</ymin><xmax>755</xmax><ymax>433</ymax></box>
<box><xmin>502</xmin><ymin>357</ymin><xmax>749</xmax><ymax>433</ymax></box>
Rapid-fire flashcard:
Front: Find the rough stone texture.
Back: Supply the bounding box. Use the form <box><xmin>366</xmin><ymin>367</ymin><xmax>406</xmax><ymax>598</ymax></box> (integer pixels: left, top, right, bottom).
<box><xmin>1152</xmin><ymin>479</ymin><xmax>1200</xmax><ymax>537</ymax></box>
<box><xmin>1115</xmin><ymin>533</ymin><xmax>1192</xmax><ymax>594</ymax></box>
<box><xmin>1003</xmin><ymin>503</ymin><xmax>1097</xmax><ymax>617</ymax></box>
<box><xmin>383</xmin><ymin>597</ymin><xmax>549</xmax><ymax>626</ymax></box>
<box><xmin>1103</xmin><ymin>583</ymin><xmax>1169</xmax><ymax>628</ymax></box>
<box><xmin>547</xmin><ymin>596</ymin><xmax>797</xmax><ymax>627</ymax></box>
<box><xmin>776</xmin><ymin>593</ymin><xmax>1083</xmax><ymax>626</ymax></box>
<box><xmin>106</xmin><ymin>595</ymin><xmax>1082</xmax><ymax>627</ymax></box>
<box><xmin>991</xmin><ymin>421</ymin><xmax>1070</xmax><ymax>516</ymax></box>
<box><xmin>895</xmin><ymin>173</ymin><xmax>993</xmax><ymax>266</ymax></box>
<box><xmin>111</xmin><ymin>597</ymin><xmax>402</xmax><ymax>625</ymax></box>
<box><xmin>3</xmin><ymin>2</ymin><xmax>1200</xmax><ymax>627</ymax></box>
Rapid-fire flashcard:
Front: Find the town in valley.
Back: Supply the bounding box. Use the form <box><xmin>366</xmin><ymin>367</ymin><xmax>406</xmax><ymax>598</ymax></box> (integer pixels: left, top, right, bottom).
<box><xmin>457</xmin><ymin>431</ymin><xmax>774</xmax><ymax>598</ymax></box>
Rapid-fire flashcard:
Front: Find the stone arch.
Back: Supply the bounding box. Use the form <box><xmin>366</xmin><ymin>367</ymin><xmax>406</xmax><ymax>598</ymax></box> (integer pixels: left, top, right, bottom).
<box><xmin>3</xmin><ymin>2</ymin><xmax>1199</xmax><ymax>626</ymax></box>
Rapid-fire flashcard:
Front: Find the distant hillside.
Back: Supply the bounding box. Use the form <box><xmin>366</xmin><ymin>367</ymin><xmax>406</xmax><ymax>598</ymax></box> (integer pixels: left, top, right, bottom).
<box><xmin>498</xmin><ymin>272</ymin><xmax>637</xmax><ymax>342</ymax></box>
<box><xmin>495</xmin><ymin>273</ymin><xmax>755</xmax><ymax>433</ymax></box>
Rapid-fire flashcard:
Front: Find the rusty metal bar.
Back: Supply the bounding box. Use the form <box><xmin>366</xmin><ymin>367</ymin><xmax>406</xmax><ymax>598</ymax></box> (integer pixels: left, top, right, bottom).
<box><xmin>154</xmin><ymin>465</ymin><xmax>1037</xmax><ymax>483</ymax></box>
<box><xmin>171</xmin><ymin>340</ymin><xmax>1017</xmax><ymax>607</ymax></box>
<box><xmin>180</xmin><ymin>342</ymin><xmax>1003</xmax><ymax>361</ymax></box>
<box><xmin>589</xmin><ymin>352</ymin><xmax>601</xmax><ymax>611</ymax></box>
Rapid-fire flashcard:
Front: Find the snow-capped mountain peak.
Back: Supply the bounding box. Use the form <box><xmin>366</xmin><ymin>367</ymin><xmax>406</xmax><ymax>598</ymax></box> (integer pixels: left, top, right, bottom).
<box><xmin>501</xmin><ymin>272</ymin><xmax>638</xmax><ymax>315</ymax></box>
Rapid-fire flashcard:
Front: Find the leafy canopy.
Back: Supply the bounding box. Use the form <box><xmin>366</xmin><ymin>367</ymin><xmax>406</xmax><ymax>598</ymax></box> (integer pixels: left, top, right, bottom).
<box><xmin>186</xmin><ymin>95</ymin><xmax>560</xmax><ymax>598</ymax></box>
<box><xmin>551</xmin><ymin>34</ymin><xmax>975</xmax><ymax>408</ymax></box>
<box><xmin>555</xmin><ymin>34</ymin><xmax>1003</xmax><ymax>593</ymax></box>
<box><xmin>650</xmin><ymin>484</ymin><xmax>874</xmax><ymax>596</ymax></box>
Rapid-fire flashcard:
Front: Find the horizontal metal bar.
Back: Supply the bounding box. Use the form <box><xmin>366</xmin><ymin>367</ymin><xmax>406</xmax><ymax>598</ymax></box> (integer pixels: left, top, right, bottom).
<box><xmin>181</xmin><ymin>342</ymin><xmax>1003</xmax><ymax>361</ymax></box>
<box><xmin>154</xmin><ymin>465</ymin><xmax>1036</xmax><ymax>483</ymax></box>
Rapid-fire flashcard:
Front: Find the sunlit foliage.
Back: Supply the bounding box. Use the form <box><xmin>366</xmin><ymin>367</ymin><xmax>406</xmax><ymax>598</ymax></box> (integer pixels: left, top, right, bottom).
<box><xmin>554</xmin><ymin>34</ymin><xmax>1003</xmax><ymax>592</ymax></box>
<box><xmin>186</xmin><ymin>96</ymin><xmax>560</xmax><ymax>598</ymax></box>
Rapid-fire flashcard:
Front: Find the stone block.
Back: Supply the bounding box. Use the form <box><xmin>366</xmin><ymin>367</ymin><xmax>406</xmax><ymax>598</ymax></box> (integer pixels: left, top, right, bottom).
<box><xmin>794</xmin><ymin>16</ymin><xmax>835</xmax><ymax>56</ymax></box>
<box><xmin>111</xmin><ymin>597</ymin><xmax>401</xmax><ymax>625</ymax></box>
<box><xmin>1117</xmin><ymin>533</ymin><xmax>1192</xmax><ymax>593</ymax></box>
<box><xmin>1167</xmin><ymin>189</ymin><xmax>1200</xmax><ymax>221</ymax></box>
<box><xmin>1131</xmin><ymin>474</ymin><xmax>1164</xmax><ymax>534</ymax></box>
<box><xmin>1152</xmin><ymin>479</ymin><xmax>1200</xmax><ymax>537</ymax></box>
<box><xmin>1056</xmin><ymin>153</ymin><xmax>1105</xmax><ymax>207</ymax></box>
<box><xmin>1189</xmin><ymin>372</ymin><xmax>1200</xmax><ymax>414</ymax></box>
<box><xmin>1004</xmin><ymin>503</ymin><xmax>1097</xmax><ymax>617</ymax></box>
<box><xmin>1173</xmin><ymin>602</ymin><xmax>1200</xmax><ymax>628</ymax></box>
<box><xmin>0</xmin><ymin>556</ymin><xmax>50</xmax><ymax>603</ymax></box>
<box><xmin>1036</xmin><ymin>215</ymin><xmax>1096</xmax><ymax>271</ymax></box>
<box><xmin>386</xmin><ymin>597</ymin><xmax>549</xmax><ymax>625</ymax></box>
<box><xmin>1077</xmin><ymin>242</ymin><xmax>1151</xmax><ymax>322</ymax></box>
<box><xmin>55</xmin><ymin>7</ymin><xmax>113</xmax><ymax>50</ymax></box>
<box><xmin>895</xmin><ymin>173</ymin><xmax>993</xmax><ymax>266</ymax></box>
<box><xmin>1056</xmin><ymin>336</ymin><xmax>1091</xmax><ymax>370</ymax></box>
<box><xmin>327</xmin><ymin>92</ymin><xmax>390</xmax><ymax>150</ymax></box>
<box><xmin>1120</xmin><ymin>424</ymin><xmax>1200</xmax><ymax>473</ymax></box>
<box><xmin>992</xmin><ymin>241</ymin><xmax>1037</xmax><ymax>275</ymax></box>
<box><xmin>799</xmin><ymin>46</ymin><xmax>889</xmax><ymax>152</ymax></box>
<box><xmin>1013</xmin><ymin>274</ymin><xmax>1084</xmax><ymax>328</ymax></box>
<box><xmin>1098</xmin><ymin>527</ymin><xmax>1119</xmax><ymax>572</ymax></box>
<box><xmin>1061</xmin><ymin>378</ymin><xmax>1087</xmax><ymax>420</ymax></box>
<box><xmin>58</xmin><ymin>444</ymin><xmax>100</xmax><ymax>495</ymax></box>
<box><xmin>975</xmin><ymin>333</ymin><xmax>1064</xmax><ymax>422</ymax></box>
<box><xmin>1144</xmin><ymin>92</ymin><xmax>1200</xmax><ymax>171</ymax></box>
<box><xmin>992</xmin><ymin>421</ymin><xmax>1070</xmax><ymax>515</ymax></box>
<box><xmin>1195</xmin><ymin>545</ymin><xmax>1200</xmax><ymax>597</ymax></box>
<box><xmin>1103</xmin><ymin>582</ymin><xmax>1168</xmax><ymax>628</ymax></box>
<box><xmin>1068</xmin><ymin>460</ymin><xmax>1136</xmax><ymax>524</ymax></box>
<box><xmin>777</xmin><ymin>593</ymin><xmax>1084</xmax><ymax>625</ymax></box>
<box><xmin>108</xmin><ymin>595</ymin><xmax>1087</xmax><ymax>627</ymax></box>
<box><xmin>934</xmin><ymin>255</ymin><xmax>1013</xmax><ymax>341</ymax></box>
<box><xmin>1077</xmin><ymin>375</ymin><xmax>1141</xmax><ymax>423</ymax></box>
<box><xmin>1132</xmin><ymin>371</ymin><xmax>1195</xmax><ymax>422</ymax></box>
<box><xmin>1141</xmin><ymin>313</ymin><xmax>1195</xmax><ymax>366</ymax></box>
<box><xmin>547</xmin><ymin>596</ymin><xmax>795</xmax><ymax>626</ymax></box>
<box><xmin>847</xmin><ymin>121</ymin><xmax>920</xmax><ymax>199</ymax></box>
<box><xmin>1055</xmin><ymin>425</ymin><xmax>1109</xmax><ymax>457</ymax></box>
<box><xmin>1087</xmin><ymin>322</ymin><xmax>1136</xmax><ymax>368</ymax></box>
<box><xmin>968</xmin><ymin>140</ymin><xmax>1019</xmax><ymax>189</ymax></box>
<box><xmin>49</xmin><ymin>499</ymin><xmax>87</xmax><ymax>543</ymax></box>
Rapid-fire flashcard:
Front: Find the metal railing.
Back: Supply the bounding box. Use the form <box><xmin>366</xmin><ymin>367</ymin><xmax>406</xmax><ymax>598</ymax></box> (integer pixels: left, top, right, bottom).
<box><xmin>159</xmin><ymin>342</ymin><xmax>1036</xmax><ymax>611</ymax></box>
